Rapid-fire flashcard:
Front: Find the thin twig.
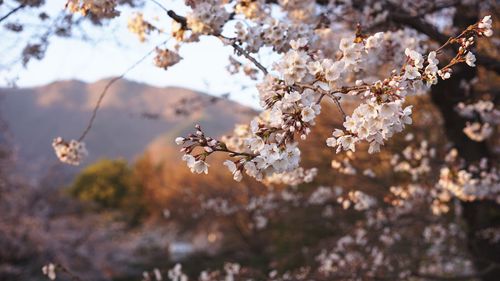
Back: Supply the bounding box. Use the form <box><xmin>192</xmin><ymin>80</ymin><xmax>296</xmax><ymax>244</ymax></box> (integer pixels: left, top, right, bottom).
<box><xmin>0</xmin><ymin>4</ymin><xmax>24</xmax><ymax>23</ymax></box>
<box><xmin>316</xmin><ymin>91</ymin><xmax>348</xmax><ymax>120</ymax></box>
<box><xmin>78</xmin><ymin>42</ymin><xmax>165</xmax><ymax>141</ymax></box>
<box><xmin>316</xmin><ymin>93</ymin><xmax>325</xmax><ymax>104</ymax></box>
<box><xmin>331</xmin><ymin>95</ymin><xmax>347</xmax><ymax>121</ymax></box>
<box><xmin>214</xmin><ymin>147</ymin><xmax>256</xmax><ymax>158</ymax></box>
<box><xmin>229</xmin><ymin>41</ymin><xmax>269</xmax><ymax>75</ymax></box>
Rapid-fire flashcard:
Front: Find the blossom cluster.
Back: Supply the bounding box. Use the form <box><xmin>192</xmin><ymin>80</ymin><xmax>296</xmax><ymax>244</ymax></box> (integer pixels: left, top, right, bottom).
<box><xmin>185</xmin><ymin>0</ymin><xmax>230</xmax><ymax>35</ymax></box>
<box><xmin>175</xmin><ymin>16</ymin><xmax>493</xmax><ymax>182</ymax></box>
<box><xmin>263</xmin><ymin>167</ymin><xmax>317</xmax><ymax>186</ymax></box>
<box><xmin>234</xmin><ymin>0</ymin><xmax>267</xmax><ymax>20</ymax></box>
<box><xmin>167</xmin><ymin>264</ymin><xmax>187</xmax><ymax>281</ymax></box>
<box><xmin>42</xmin><ymin>263</ymin><xmax>56</xmax><ymax>280</ymax></box>
<box><xmin>437</xmin><ymin>163</ymin><xmax>500</xmax><ymax>203</ymax></box>
<box><xmin>234</xmin><ymin>20</ymin><xmax>317</xmax><ymax>54</ymax></box>
<box><xmin>65</xmin><ymin>0</ymin><xmax>119</xmax><ymax>18</ymax></box>
<box><xmin>388</xmin><ymin>184</ymin><xmax>428</xmax><ymax>209</ymax></box>
<box><xmin>364</xmin><ymin>191</ymin><xmax>473</xmax><ymax>279</ymax></box>
<box><xmin>141</xmin><ymin>263</ymin><xmax>245</xmax><ymax>281</ymax></box>
<box><xmin>418</xmin><ymin>223</ymin><xmax>475</xmax><ymax>277</ymax></box>
<box><xmin>128</xmin><ymin>13</ymin><xmax>156</xmax><ymax>42</ymax></box>
<box><xmin>391</xmin><ymin>140</ymin><xmax>435</xmax><ymax>181</ymax></box>
<box><xmin>478</xmin><ymin>15</ymin><xmax>494</xmax><ymax>37</ymax></box>
<box><xmin>331</xmin><ymin>155</ymin><xmax>357</xmax><ymax>175</ymax></box>
<box><xmin>199</xmin><ymin>186</ymin><xmax>303</xmax><ymax>230</ymax></box>
<box><xmin>177</xmin><ymin>119</ymin><xmax>304</xmax><ymax>182</ymax></box>
<box><xmin>154</xmin><ymin>48</ymin><xmax>182</xmax><ymax>70</ymax></box>
<box><xmin>456</xmin><ymin>100</ymin><xmax>500</xmax><ymax>123</ymax></box>
<box><xmin>327</xmin><ymin>100</ymin><xmax>413</xmax><ymax>154</ymax></box>
<box><xmin>316</xmin><ymin>228</ymin><xmax>401</xmax><ymax>279</ymax></box>
<box><xmin>52</xmin><ymin>137</ymin><xmax>88</xmax><ymax>166</ymax></box>
<box><xmin>462</xmin><ymin>122</ymin><xmax>493</xmax><ymax>141</ymax></box>
<box><xmin>308</xmin><ymin>186</ymin><xmax>342</xmax><ymax>205</ymax></box>
<box><xmin>142</xmin><ymin>268</ymin><xmax>164</xmax><ymax>281</ymax></box>
<box><xmin>336</xmin><ymin>190</ymin><xmax>377</xmax><ymax>210</ymax></box>
<box><xmin>456</xmin><ymin>100</ymin><xmax>499</xmax><ymax>142</ymax></box>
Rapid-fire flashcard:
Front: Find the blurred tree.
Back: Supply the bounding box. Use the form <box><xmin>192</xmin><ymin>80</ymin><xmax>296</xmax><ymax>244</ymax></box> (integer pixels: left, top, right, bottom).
<box><xmin>69</xmin><ymin>158</ymin><xmax>147</xmax><ymax>222</ymax></box>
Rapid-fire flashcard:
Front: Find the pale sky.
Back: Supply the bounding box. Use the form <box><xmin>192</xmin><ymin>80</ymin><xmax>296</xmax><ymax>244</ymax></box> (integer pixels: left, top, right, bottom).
<box><xmin>0</xmin><ymin>0</ymin><xmax>266</xmax><ymax>108</ymax></box>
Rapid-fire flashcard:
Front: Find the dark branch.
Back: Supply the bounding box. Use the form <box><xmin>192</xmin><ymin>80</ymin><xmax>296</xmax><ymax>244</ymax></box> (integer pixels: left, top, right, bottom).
<box><xmin>78</xmin><ymin>43</ymin><xmax>162</xmax><ymax>141</ymax></box>
<box><xmin>229</xmin><ymin>41</ymin><xmax>269</xmax><ymax>75</ymax></box>
<box><xmin>0</xmin><ymin>4</ymin><xmax>25</xmax><ymax>23</ymax></box>
<box><xmin>150</xmin><ymin>0</ymin><xmax>188</xmax><ymax>28</ymax></box>
<box><xmin>166</xmin><ymin>9</ymin><xmax>187</xmax><ymax>28</ymax></box>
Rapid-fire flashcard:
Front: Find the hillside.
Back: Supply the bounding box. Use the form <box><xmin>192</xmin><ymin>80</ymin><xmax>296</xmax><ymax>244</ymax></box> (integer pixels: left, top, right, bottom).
<box><xmin>0</xmin><ymin>79</ymin><xmax>254</xmax><ymax>182</ymax></box>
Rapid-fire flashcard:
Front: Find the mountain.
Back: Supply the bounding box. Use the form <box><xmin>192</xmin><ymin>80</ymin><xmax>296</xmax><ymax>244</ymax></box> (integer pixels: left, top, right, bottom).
<box><xmin>0</xmin><ymin>79</ymin><xmax>254</xmax><ymax>183</ymax></box>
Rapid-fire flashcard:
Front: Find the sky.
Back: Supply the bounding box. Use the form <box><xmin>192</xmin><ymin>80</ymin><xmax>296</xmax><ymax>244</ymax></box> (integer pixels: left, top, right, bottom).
<box><xmin>0</xmin><ymin>0</ymin><xmax>265</xmax><ymax>108</ymax></box>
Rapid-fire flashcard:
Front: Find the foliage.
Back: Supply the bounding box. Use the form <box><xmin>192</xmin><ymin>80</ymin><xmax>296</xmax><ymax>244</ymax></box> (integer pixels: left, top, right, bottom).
<box><xmin>68</xmin><ymin>158</ymin><xmax>147</xmax><ymax>220</ymax></box>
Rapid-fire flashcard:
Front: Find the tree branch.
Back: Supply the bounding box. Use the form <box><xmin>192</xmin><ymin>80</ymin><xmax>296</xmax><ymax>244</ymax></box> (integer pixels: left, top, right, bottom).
<box><xmin>228</xmin><ymin>40</ymin><xmax>269</xmax><ymax>75</ymax></box>
<box><xmin>78</xmin><ymin>42</ymin><xmax>164</xmax><ymax>141</ymax></box>
<box><xmin>0</xmin><ymin>4</ymin><xmax>24</xmax><ymax>23</ymax></box>
<box><xmin>150</xmin><ymin>0</ymin><xmax>188</xmax><ymax>28</ymax></box>
<box><xmin>389</xmin><ymin>10</ymin><xmax>500</xmax><ymax>74</ymax></box>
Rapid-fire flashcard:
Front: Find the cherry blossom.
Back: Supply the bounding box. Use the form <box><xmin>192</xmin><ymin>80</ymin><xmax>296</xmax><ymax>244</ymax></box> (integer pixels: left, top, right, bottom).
<box><xmin>52</xmin><ymin>137</ymin><xmax>88</xmax><ymax>166</ymax></box>
<box><xmin>42</xmin><ymin>263</ymin><xmax>56</xmax><ymax>280</ymax></box>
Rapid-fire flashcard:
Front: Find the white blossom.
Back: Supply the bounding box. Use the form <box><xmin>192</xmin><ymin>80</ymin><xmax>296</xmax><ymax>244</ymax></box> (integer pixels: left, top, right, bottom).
<box><xmin>465</xmin><ymin>52</ymin><xmax>476</xmax><ymax>67</ymax></box>
<box><xmin>186</xmin><ymin>0</ymin><xmax>230</xmax><ymax>35</ymax></box>
<box><xmin>52</xmin><ymin>137</ymin><xmax>88</xmax><ymax>165</ymax></box>
<box><xmin>42</xmin><ymin>263</ymin><xmax>56</xmax><ymax>280</ymax></box>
